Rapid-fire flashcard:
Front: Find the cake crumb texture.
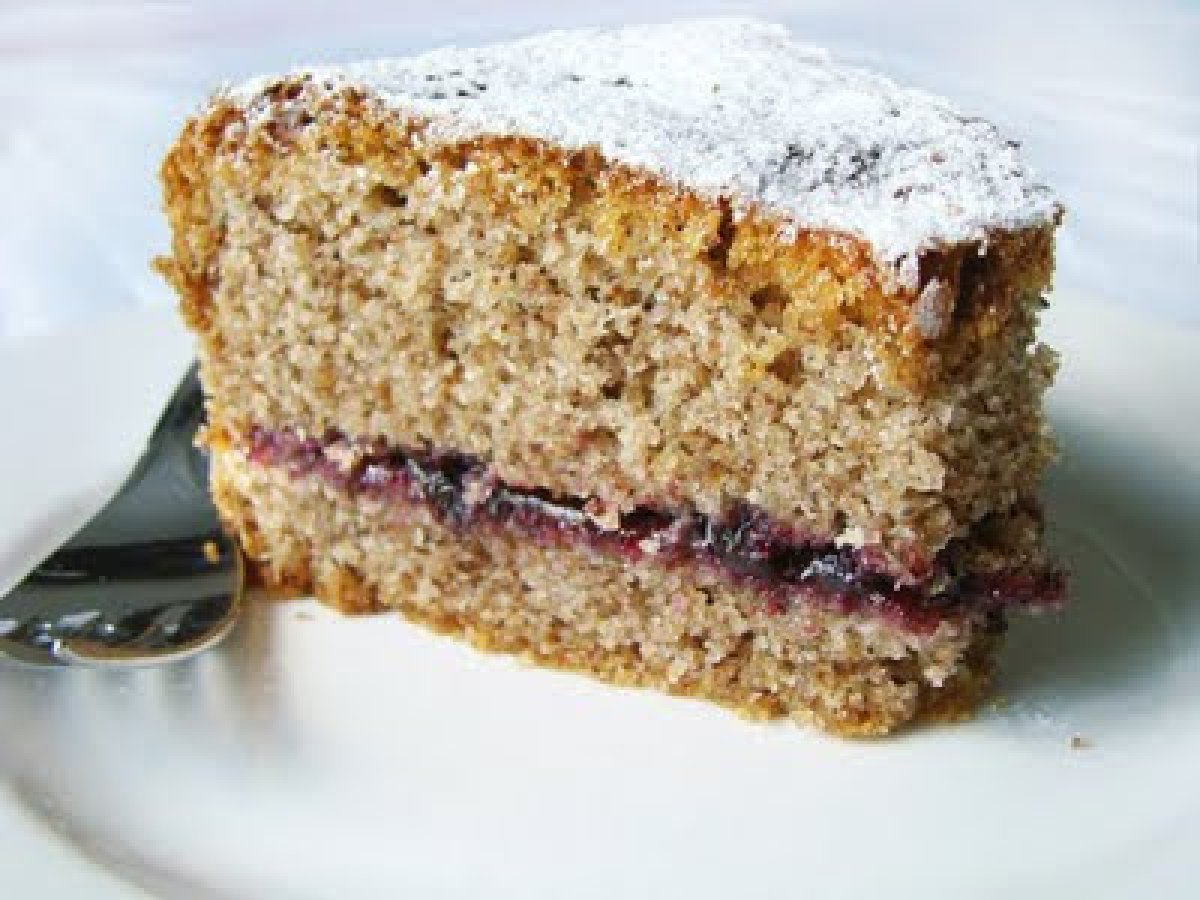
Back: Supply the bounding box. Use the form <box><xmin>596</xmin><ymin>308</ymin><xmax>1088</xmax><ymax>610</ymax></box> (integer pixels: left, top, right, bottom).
<box><xmin>153</xmin><ymin>21</ymin><xmax>1064</xmax><ymax>735</ymax></box>
<box><xmin>159</xmin><ymin>94</ymin><xmax>1058</xmax><ymax>564</ymax></box>
<box><xmin>213</xmin><ymin>448</ymin><xmax>996</xmax><ymax>737</ymax></box>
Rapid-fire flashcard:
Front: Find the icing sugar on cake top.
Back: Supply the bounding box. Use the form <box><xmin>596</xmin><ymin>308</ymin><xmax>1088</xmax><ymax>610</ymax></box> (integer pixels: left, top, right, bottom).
<box><xmin>227</xmin><ymin>18</ymin><xmax>1059</xmax><ymax>286</ymax></box>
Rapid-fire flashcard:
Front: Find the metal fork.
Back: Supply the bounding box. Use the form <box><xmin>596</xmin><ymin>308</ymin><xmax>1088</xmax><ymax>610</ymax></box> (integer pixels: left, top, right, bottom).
<box><xmin>0</xmin><ymin>364</ymin><xmax>243</xmax><ymax>666</ymax></box>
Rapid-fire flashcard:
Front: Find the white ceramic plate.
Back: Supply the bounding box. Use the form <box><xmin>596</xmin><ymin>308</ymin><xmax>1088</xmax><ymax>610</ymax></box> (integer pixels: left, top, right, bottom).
<box><xmin>1</xmin><ymin>294</ymin><xmax>1198</xmax><ymax>899</ymax></box>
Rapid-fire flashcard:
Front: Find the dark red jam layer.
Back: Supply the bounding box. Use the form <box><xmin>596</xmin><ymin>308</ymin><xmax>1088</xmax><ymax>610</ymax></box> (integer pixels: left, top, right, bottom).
<box><xmin>247</xmin><ymin>427</ymin><xmax>1066</xmax><ymax>635</ymax></box>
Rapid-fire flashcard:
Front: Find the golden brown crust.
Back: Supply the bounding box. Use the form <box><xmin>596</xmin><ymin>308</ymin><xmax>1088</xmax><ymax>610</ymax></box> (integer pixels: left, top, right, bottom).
<box><xmin>160</xmin><ymin>80</ymin><xmax>1057</xmax><ymax>388</ymax></box>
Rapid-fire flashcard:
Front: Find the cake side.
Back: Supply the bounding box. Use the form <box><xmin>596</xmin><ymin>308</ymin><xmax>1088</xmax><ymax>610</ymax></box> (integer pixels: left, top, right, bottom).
<box><xmin>158</xmin><ymin>81</ymin><xmax>1059</xmax><ymax>569</ymax></box>
<box><xmin>155</xmin><ymin>22</ymin><xmax>1066</xmax><ymax>736</ymax></box>
<box><xmin>212</xmin><ymin>446</ymin><xmax>998</xmax><ymax>736</ymax></box>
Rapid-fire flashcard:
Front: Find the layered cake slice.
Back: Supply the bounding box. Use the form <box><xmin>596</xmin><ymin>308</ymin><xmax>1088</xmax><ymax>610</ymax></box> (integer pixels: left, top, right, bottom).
<box><xmin>156</xmin><ymin>20</ymin><xmax>1065</xmax><ymax>735</ymax></box>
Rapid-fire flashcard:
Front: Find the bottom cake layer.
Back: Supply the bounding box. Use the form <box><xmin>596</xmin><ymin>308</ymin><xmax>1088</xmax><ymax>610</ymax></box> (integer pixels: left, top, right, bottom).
<box><xmin>211</xmin><ymin>448</ymin><xmax>1000</xmax><ymax>736</ymax></box>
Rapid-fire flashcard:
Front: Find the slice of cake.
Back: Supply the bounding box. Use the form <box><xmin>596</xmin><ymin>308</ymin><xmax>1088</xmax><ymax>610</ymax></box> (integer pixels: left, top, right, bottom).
<box><xmin>156</xmin><ymin>20</ymin><xmax>1065</xmax><ymax>735</ymax></box>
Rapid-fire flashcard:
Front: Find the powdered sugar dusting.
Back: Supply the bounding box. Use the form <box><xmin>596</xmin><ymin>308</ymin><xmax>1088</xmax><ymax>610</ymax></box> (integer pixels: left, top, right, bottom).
<box><xmin>225</xmin><ymin>19</ymin><xmax>1059</xmax><ymax>286</ymax></box>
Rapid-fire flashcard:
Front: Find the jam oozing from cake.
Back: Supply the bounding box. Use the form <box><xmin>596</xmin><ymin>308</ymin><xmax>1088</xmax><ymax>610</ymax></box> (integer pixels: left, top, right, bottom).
<box><xmin>246</xmin><ymin>427</ymin><xmax>1064</xmax><ymax>632</ymax></box>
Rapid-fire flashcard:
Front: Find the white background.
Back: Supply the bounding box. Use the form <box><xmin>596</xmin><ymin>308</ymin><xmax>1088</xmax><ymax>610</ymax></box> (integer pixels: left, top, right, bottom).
<box><xmin>0</xmin><ymin>0</ymin><xmax>1196</xmax><ymax>340</ymax></box>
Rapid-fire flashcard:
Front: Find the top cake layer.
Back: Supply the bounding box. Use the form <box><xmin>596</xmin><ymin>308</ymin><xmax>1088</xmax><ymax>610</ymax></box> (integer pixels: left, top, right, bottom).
<box><xmin>225</xmin><ymin>18</ymin><xmax>1059</xmax><ymax>288</ymax></box>
<box><xmin>162</xmin><ymin>20</ymin><xmax>1061</xmax><ymax>567</ymax></box>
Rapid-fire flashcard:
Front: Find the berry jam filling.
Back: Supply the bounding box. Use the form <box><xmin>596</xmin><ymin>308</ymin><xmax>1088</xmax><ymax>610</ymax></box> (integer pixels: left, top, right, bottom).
<box><xmin>247</xmin><ymin>427</ymin><xmax>1065</xmax><ymax>634</ymax></box>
